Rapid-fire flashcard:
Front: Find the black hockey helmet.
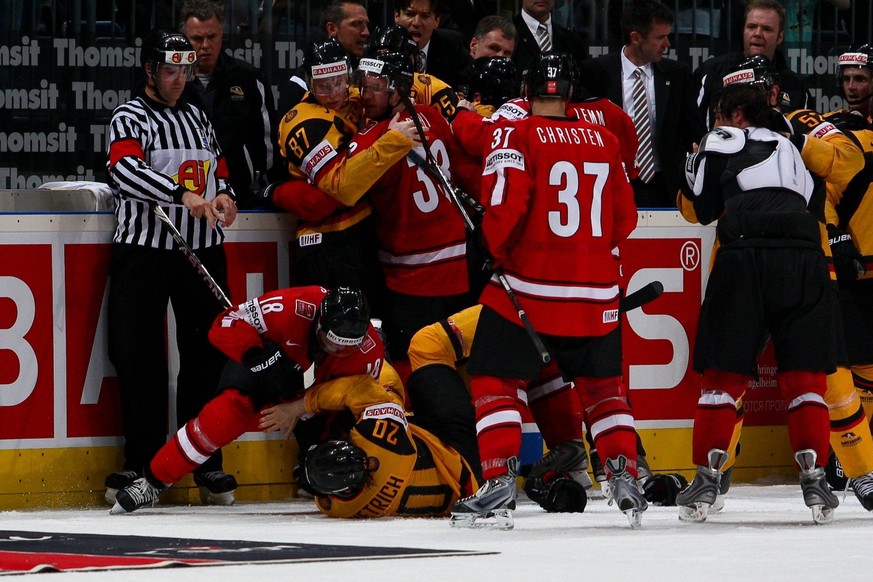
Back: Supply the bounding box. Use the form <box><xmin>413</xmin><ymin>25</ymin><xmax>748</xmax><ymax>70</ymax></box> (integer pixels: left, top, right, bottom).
<box><xmin>368</xmin><ymin>24</ymin><xmax>418</xmax><ymax>58</ymax></box>
<box><xmin>526</xmin><ymin>52</ymin><xmax>577</xmax><ymax>99</ymax></box>
<box><xmin>836</xmin><ymin>44</ymin><xmax>873</xmax><ymax>104</ymax></box>
<box><xmin>304</xmin><ymin>440</ymin><xmax>370</xmax><ymax>497</ymax></box>
<box><xmin>303</xmin><ymin>38</ymin><xmax>352</xmax><ymax>83</ymax></box>
<box><xmin>357</xmin><ymin>51</ymin><xmax>414</xmax><ymax>96</ymax></box>
<box><xmin>317</xmin><ymin>287</ymin><xmax>370</xmax><ymax>348</ymax></box>
<box><xmin>469</xmin><ymin>57</ymin><xmax>520</xmax><ymax>108</ymax></box>
<box><xmin>722</xmin><ymin>55</ymin><xmax>780</xmax><ymax>92</ymax></box>
<box><xmin>141</xmin><ymin>29</ymin><xmax>197</xmax><ymax>75</ymax></box>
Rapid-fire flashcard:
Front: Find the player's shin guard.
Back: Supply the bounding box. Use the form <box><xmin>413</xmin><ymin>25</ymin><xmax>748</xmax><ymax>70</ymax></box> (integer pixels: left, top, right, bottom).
<box><xmin>527</xmin><ymin>363</ymin><xmax>585</xmax><ymax>447</ymax></box>
<box><xmin>576</xmin><ymin>376</ymin><xmax>638</xmax><ymax>478</ymax></box>
<box><xmin>691</xmin><ymin>370</ymin><xmax>749</xmax><ymax>467</ymax></box>
<box><xmin>826</xmin><ymin>367</ymin><xmax>873</xmax><ymax>478</ymax></box>
<box><xmin>471</xmin><ymin>376</ymin><xmax>526</xmax><ymax>479</ymax></box>
<box><xmin>150</xmin><ymin>389</ymin><xmax>256</xmax><ymax>485</ymax></box>
<box><xmin>780</xmin><ymin>371</ymin><xmax>830</xmax><ymax>465</ymax></box>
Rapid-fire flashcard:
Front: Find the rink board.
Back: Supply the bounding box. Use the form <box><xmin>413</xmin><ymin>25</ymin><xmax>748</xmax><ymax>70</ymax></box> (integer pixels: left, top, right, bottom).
<box><xmin>0</xmin><ymin>208</ymin><xmax>798</xmax><ymax>509</ymax></box>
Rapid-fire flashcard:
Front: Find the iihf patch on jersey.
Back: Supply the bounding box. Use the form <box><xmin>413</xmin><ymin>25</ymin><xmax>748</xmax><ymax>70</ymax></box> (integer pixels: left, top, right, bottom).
<box><xmin>302</xmin><ymin>140</ymin><xmax>338</xmax><ymax>179</ymax></box>
<box><xmin>298</xmin><ymin>233</ymin><xmax>323</xmax><ymax>247</ymax></box>
<box><xmin>602</xmin><ymin>309</ymin><xmax>619</xmax><ymax>323</ymax></box>
<box><xmin>483</xmin><ymin>148</ymin><xmax>524</xmax><ymax>174</ymax></box>
<box><xmin>295</xmin><ymin>299</ymin><xmax>317</xmax><ymax>320</ymax></box>
<box><xmin>360</xmin><ymin>334</ymin><xmax>376</xmax><ymax>353</ymax></box>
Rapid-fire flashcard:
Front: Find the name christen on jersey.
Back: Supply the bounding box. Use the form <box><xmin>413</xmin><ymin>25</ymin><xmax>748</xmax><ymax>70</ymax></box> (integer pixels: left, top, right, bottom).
<box><xmin>484</xmin><ymin>148</ymin><xmax>525</xmax><ymax>174</ymax></box>
<box><xmin>536</xmin><ymin>126</ymin><xmax>605</xmax><ymax>147</ymax></box>
<box><xmin>362</xmin><ymin>403</ymin><xmax>408</xmax><ymax>427</ymax></box>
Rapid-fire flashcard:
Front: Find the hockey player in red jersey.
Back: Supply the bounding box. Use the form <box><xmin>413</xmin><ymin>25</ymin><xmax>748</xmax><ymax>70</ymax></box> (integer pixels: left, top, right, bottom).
<box><xmin>335</xmin><ymin>43</ymin><xmax>480</xmax><ymax>360</ymax></box>
<box><xmin>110</xmin><ymin>286</ymin><xmax>385</xmax><ymax>514</ymax></box>
<box><xmin>450</xmin><ymin>52</ymin><xmax>641</xmax><ymax>529</ymax></box>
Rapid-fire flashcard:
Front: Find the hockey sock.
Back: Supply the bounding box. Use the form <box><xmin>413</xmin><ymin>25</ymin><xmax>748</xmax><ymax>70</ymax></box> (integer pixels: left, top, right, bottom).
<box><xmin>721</xmin><ymin>399</ymin><xmax>745</xmax><ymax>472</ymax></box>
<box><xmin>471</xmin><ymin>375</ymin><xmax>526</xmax><ymax>479</ymax></box>
<box><xmin>527</xmin><ymin>364</ymin><xmax>585</xmax><ymax>447</ymax></box>
<box><xmin>780</xmin><ymin>370</ymin><xmax>830</xmax><ymax>464</ymax></box>
<box><xmin>150</xmin><ymin>389</ymin><xmax>256</xmax><ymax>484</ymax></box>
<box><xmin>826</xmin><ymin>367</ymin><xmax>873</xmax><ymax>477</ymax></box>
<box><xmin>575</xmin><ymin>376</ymin><xmax>638</xmax><ymax>478</ymax></box>
<box><xmin>691</xmin><ymin>370</ymin><xmax>749</xmax><ymax>467</ymax></box>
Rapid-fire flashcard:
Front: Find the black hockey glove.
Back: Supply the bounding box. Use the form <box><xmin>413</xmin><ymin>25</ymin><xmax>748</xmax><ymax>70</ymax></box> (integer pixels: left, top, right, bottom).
<box><xmin>242</xmin><ymin>340</ymin><xmax>305</xmax><ymax>401</ymax></box>
<box><xmin>828</xmin><ymin>224</ymin><xmax>867</xmax><ymax>282</ymax></box>
<box><xmin>642</xmin><ymin>473</ymin><xmax>688</xmax><ymax>506</ymax></box>
<box><xmin>523</xmin><ymin>474</ymin><xmax>587</xmax><ymax>513</ymax></box>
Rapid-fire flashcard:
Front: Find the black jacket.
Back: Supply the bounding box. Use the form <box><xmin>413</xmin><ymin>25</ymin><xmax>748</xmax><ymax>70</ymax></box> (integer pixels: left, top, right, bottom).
<box><xmin>184</xmin><ymin>53</ymin><xmax>276</xmax><ymax>208</ymax></box>
<box><xmin>511</xmin><ymin>13</ymin><xmax>588</xmax><ymax>73</ymax></box>
<box><xmin>424</xmin><ymin>28</ymin><xmax>473</xmax><ymax>89</ymax></box>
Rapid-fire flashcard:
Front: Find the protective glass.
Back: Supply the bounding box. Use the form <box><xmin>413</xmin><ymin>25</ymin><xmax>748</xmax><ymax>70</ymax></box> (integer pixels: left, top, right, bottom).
<box><xmin>158</xmin><ymin>63</ymin><xmax>195</xmax><ymax>82</ymax></box>
<box><xmin>310</xmin><ymin>74</ymin><xmax>350</xmax><ymax>97</ymax></box>
<box><xmin>357</xmin><ymin>72</ymin><xmax>390</xmax><ymax>95</ymax></box>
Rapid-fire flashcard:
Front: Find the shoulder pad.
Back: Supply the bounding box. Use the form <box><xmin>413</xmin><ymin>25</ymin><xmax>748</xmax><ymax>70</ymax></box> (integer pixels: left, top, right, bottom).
<box><xmin>698</xmin><ymin>126</ymin><xmax>745</xmax><ymax>155</ymax></box>
<box><xmin>787</xmin><ymin>109</ymin><xmax>840</xmax><ymax>139</ymax></box>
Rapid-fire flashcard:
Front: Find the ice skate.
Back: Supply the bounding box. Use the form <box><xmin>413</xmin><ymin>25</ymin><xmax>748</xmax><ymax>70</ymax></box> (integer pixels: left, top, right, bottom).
<box><xmin>524</xmin><ymin>439</ymin><xmax>593</xmax><ymax>491</ymax></box>
<box><xmin>711</xmin><ymin>465</ymin><xmax>733</xmax><ymax>513</ymax></box>
<box><xmin>110</xmin><ymin>476</ymin><xmax>167</xmax><ymax>515</ymax></box>
<box><xmin>796</xmin><ymin>449</ymin><xmax>839</xmax><ymax>524</ymax></box>
<box><xmin>677</xmin><ymin>448</ymin><xmax>727</xmax><ymax>523</ymax></box>
<box><xmin>194</xmin><ymin>470</ymin><xmax>238</xmax><ymax>506</ymax></box>
<box><xmin>605</xmin><ymin>456</ymin><xmax>647</xmax><ymax>529</ymax></box>
<box><xmin>850</xmin><ymin>470</ymin><xmax>873</xmax><ymax>511</ymax></box>
<box><xmin>451</xmin><ymin>457</ymin><xmax>518</xmax><ymax>530</ymax></box>
<box><xmin>104</xmin><ymin>469</ymin><xmax>141</xmax><ymax>505</ymax></box>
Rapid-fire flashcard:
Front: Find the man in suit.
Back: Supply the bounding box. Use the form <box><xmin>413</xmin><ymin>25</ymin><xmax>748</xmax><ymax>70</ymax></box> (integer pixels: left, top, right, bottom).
<box><xmin>512</xmin><ymin>0</ymin><xmax>587</xmax><ymax>74</ymax></box>
<box><xmin>694</xmin><ymin>0</ymin><xmax>810</xmax><ymax>129</ymax></box>
<box><xmin>394</xmin><ymin>0</ymin><xmax>472</xmax><ymax>88</ymax></box>
<box><xmin>579</xmin><ymin>0</ymin><xmax>705</xmax><ymax>208</ymax></box>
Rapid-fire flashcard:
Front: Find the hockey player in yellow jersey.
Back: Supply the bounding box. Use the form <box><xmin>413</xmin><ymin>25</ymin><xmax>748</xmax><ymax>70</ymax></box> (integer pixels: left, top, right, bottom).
<box><xmin>260</xmin><ymin>361</ymin><xmax>480</xmax><ymax>518</ymax></box>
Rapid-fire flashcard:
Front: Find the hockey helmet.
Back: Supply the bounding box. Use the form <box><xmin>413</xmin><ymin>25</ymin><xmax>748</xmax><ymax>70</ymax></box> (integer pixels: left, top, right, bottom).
<box><xmin>304</xmin><ymin>440</ymin><xmax>370</xmax><ymax>496</ymax></box>
<box><xmin>141</xmin><ymin>29</ymin><xmax>197</xmax><ymax>78</ymax></box>
<box><xmin>469</xmin><ymin>57</ymin><xmax>520</xmax><ymax>108</ymax></box>
<box><xmin>525</xmin><ymin>52</ymin><xmax>577</xmax><ymax>99</ymax></box>
<box><xmin>836</xmin><ymin>44</ymin><xmax>873</xmax><ymax>104</ymax></box>
<box><xmin>368</xmin><ymin>24</ymin><xmax>419</xmax><ymax>58</ymax></box>
<box><xmin>303</xmin><ymin>38</ymin><xmax>352</xmax><ymax>96</ymax></box>
<box><xmin>317</xmin><ymin>287</ymin><xmax>370</xmax><ymax>349</ymax></box>
<box><xmin>722</xmin><ymin>55</ymin><xmax>780</xmax><ymax>92</ymax></box>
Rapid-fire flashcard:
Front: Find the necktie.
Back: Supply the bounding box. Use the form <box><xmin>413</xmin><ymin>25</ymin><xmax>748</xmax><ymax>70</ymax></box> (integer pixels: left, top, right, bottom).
<box><xmin>536</xmin><ymin>23</ymin><xmax>551</xmax><ymax>52</ymax></box>
<box><xmin>632</xmin><ymin>68</ymin><xmax>655</xmax><ymax>184</ymax></box>
<box><xmin>416</xmin><ymin>50</ymin><xmax>426</xmax><ymax>73</ymax></box>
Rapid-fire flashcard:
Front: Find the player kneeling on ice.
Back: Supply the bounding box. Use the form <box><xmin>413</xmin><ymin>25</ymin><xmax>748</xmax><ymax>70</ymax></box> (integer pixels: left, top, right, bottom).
<box><xmin>110</xmin><ymin>286</ymin><xmax>386</xmax><ymax>514</ymax></box>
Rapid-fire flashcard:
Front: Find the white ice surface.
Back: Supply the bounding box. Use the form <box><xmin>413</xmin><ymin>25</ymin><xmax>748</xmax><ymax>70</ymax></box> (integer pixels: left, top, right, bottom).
<box><xmin>2</xmin><ymin>485</ymin><xmax>870</xmax><ymax>581</ymax></box>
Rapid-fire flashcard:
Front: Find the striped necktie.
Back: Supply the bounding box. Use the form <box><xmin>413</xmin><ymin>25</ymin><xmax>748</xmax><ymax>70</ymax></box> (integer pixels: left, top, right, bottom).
<box><xmin>536</xmin><ymin>23</ymin><xmax>551</xmax><ymax>52</ymax></box>
<box><xmin>632</xmin><ymin>68</ymin><xmax>655</xmax><ymax>184</ymax></box>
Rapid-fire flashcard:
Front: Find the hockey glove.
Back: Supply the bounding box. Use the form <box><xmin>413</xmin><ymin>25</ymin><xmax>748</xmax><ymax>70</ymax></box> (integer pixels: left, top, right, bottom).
<box><xmin>642</xmin><ymin>473</ymin><xmax>688</xmax><ymax>506</ymax></box>
<box><xmin>523</xmin><ymin>474</ymin><xmax>587</xmax><ymax>513</ymax></box>
<box><xmin>242</xmin><ymin>340</ymin><xmax>305</xmax><ymax>401</ymax></box>
<box><xmin>828</xmin><ymin>224</ymin><xmax>867</xmax><ymax>282</ymax></box>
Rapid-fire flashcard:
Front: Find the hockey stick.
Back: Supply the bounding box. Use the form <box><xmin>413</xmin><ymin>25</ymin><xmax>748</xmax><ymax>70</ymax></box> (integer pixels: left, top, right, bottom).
<box><xmin>153</xmin><ymin>205</ymin><xmax>233</xmax><ymax>309</ymax></box>
<box><xmin>620</xmin><ymin>280</ymin><xmax>664</xmax><ymax>313</ymax></box>
<box><xmin>399</xmin><ymin>94</ymin><xmax>551</xmax><ymax>365</ymax></box>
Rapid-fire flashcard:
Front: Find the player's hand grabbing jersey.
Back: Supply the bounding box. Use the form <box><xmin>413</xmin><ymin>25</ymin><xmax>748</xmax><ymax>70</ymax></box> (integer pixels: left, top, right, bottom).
<box><xmin>306</xmin><ymin>365</ymin><xmax>479</xmax><ymax>518</ymax></box>
<box><xmin>480</xmin><ymin>116</ymin><xmax>637</xmax><ymax>337</ymax></box>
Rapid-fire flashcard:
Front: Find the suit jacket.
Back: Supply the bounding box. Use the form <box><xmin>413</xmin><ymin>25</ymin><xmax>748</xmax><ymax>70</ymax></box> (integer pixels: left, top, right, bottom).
<box><xmin>579</xmin><ymin>51</ymin><xmax>706</xmax><ymax>205</ymax></box>
<box><xmin>425</xmin><ymin>28</ymin><xmax>473</xmax><ymax>89</ymax></box>
<box><xmin>512</xmin><ymin>13</ymin><xmax>588</xmax><ymax>73</ymax></box>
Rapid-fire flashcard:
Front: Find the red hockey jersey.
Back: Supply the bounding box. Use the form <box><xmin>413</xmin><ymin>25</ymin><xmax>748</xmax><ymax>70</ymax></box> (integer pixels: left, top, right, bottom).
<box><xmin>479</xmin><ymin>115</ymin><xmax>637</xmax><ymax>337</ymax></box>
<box><xmin>347</xmin><ymin>106</ymin><xmax>476</xmax><ymax>296</ymax></box>
<box><xmin>209</xmin><ymin>286</ymin><xmax>385</xmax><ymax>382</ymax></box>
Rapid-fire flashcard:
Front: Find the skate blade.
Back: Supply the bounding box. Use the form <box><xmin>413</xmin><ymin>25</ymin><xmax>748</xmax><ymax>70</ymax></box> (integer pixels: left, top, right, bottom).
<box><xmin>711</xmin><ymin>494</ymin><xmax>726</xmax><ymax>513</ymax></box>
<box><xmin>810</xmin><ymin>505</ymin><xmax>834</xmax><ymax>525</ymax></box>
<box><xmin>624</xmin><ymin>508</ymin><xmax>643</xmax><ymax>529</ymax></box>
<box><xmin>199</xmin><ymin>487</ymin><xmax>236</xmax><ymax>506</ymax></box>
<box><xmin>678</xmin><ymin>502</ymin><xmax>710</xmax><ymax>523</ymax></box>
<box><xmin>450</xmin><ymin>509</ymin><xmax>514</xmax><ymax>530</ymax></box>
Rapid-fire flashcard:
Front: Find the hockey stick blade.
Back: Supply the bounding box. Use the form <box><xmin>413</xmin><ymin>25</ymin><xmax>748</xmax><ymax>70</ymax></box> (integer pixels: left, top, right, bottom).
<box><xmin>153</xmin><ymin>205</ymin><xmax>233</xmax><ymax>309</ymax></box>
<box><xmin>620</xmin><ymin>280</ymin><xmax>664</xmax><ymax>313</ymax></box>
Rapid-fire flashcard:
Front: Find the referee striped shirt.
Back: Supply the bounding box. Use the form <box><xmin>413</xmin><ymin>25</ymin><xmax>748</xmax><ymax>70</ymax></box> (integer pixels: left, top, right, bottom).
<box><xmin>107</xmin><ymin>92</ymin><xmax>233</xmax><ymax>250</ymax></box>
